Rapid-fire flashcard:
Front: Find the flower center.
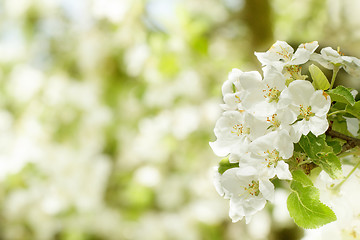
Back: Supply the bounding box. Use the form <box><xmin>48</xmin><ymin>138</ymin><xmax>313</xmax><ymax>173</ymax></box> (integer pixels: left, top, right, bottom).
<box><xmin>298</xmin><ymin>105</ymin><xmax>315</xmax><ymax>121</ymax></box>
<box><xmin>264</xmin><ymin>149</ymin><xmax>280</xmax><ymax>168</ymax></box>
<box><xmin>284</xmin><ymin>65</ymin><xmax>306</xmax><ymax>80</ymax></box>
<box><xmin>263</xmin><ymin>84</ymin><xmax>281</xmax><ymax>103</ymax></box>
<box><xmin>266</xmin><ymin>113</ymin><xmax>280</xmax><ymax>130</ymax></box>
<box><xmin>276</xmin><ymin>46</ymin><xmax>292</xmax><ymax>61</ymax></box>
<box><xmin>231</xmin><ymin>124</ymin><xmax>250</xmax><ymax>136</ymax></box>
<box><xmin>243</xmin><ymin>180</ymin><xmax>260</xmax><ymax>196</ymax></box>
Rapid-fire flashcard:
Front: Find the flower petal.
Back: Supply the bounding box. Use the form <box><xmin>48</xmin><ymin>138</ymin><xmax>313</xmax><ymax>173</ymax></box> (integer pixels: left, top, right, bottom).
<box><xmin>275</xmin><ymin>161</ymin><xmax>292</xmax><ymax>180</ymax></box>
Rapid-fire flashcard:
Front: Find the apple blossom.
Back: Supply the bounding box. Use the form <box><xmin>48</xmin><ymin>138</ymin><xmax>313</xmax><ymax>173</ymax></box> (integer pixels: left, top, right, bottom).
<box><xmin>211</xmin><ymin>40</ymin><xmax>360</xmax><ymax>229</ymax></box>
<box><xmin>255</xmin><ymin>41</ymin><xmax>318</xmax><ymax>80</ymax></box>
<box><xmin>240</xmin><ymin>67</ymin><xmax>286</xmax><ymax>117</ymax></box>
<box><xmin>209</xmin><ymin>111</ymin><xmax>268</xmax><ymax>159</ymax></box>
<box><xmin>241</xmin><ymin>130</ymin><xmax>293</xmax><ymax>180</ymax></box>
<box><xmin>311</xmin><ymin>46</ymin><xmax>360</xmax><ymax>78</ymax></box>
<box><xmin>214</xmin><ymin>167</ymin><xmax>274</xmax><ymax>223</ymax></box>
<box><xmin>278</xmin><ymin>80</ymin><xmax>331</xmax><ymax>138</ymax></box>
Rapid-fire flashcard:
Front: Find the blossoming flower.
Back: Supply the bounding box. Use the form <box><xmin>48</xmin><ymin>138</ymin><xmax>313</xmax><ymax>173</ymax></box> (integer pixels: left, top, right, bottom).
<box><xmin>214</xmin><ymin>166</ymin><xmax>274</xmax><ymax>223</ymax></box>
<box><xmin>209</xmin><ymin>111</ymin><xmax>268</xmax><ymax>160</ymax></box>
<box><xmin>255</xmin><ymin>41</ymin><xmax>318</xmax><ymax>80</ymax></box>
<box><xmin>311</xmin><ymin>46</ymin><xmax>360</xmax><ymax>77</ymax></box>
<box><xmin>278</xmin><ymin>80</ymin><xmax>331</xmax><ymax>138</ymax></box>
<box><xmin>221</xmin><ymin>69</ymin><xmax>262</xmax><ymax>111</ymax></box>
<box><xmin>240</xmin><ymin>67</ymin><xmax>286</xmax><ymax>117</ymax></box>
<box><xmin>210</xmin><ymin>40</ymin><xmax>357</xmax><ymax>227</ymax></box>
<box><xmin>242</xmin><ymin>130</ymin><xmax>293</xmax><ymax>180</ymax></box>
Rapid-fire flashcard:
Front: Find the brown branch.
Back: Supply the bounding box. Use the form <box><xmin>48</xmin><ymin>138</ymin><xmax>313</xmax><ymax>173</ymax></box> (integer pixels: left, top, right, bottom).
<box><xmin>326</xmin><ymin>128</ymin><xmax>360</xmax><ymax>154</ymax></box>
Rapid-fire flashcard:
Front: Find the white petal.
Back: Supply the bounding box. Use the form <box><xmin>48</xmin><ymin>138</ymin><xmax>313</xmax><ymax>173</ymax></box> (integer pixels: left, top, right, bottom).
<box><xmin>275</xmin><ymin>130</ymin><xmax>294</xmax><ymax>159</ymax></box>
<box><xmin>310</xmin><ymin>90</ymin><xmax>331</xmax><ymax>116</ymax></box>
<box><xmin>259</xmin><ymin>179</ymin><xmax>274</xmax><ymax>202</ymax></box>
<box><xmin>310</xmin><ymin>53</ymin><xmax>334</xmax><ymax>69</ymax></box>
<box><xmin>236</xmin><ymin>166</ymin><xmax>258</xmax><ymax>177</ymax></box>
<box><xmin>229</xmin><ymin>198</ymin><xmax>245</xmax><ymax>222</ymax></box>
<box><xmin>291</xmin><ymin>41</ymin><xmax>318</xmax><ymax>65</ymax></box>
<box><xmin>344</xmin><ymin>117</ymin><xmax>359</xmax><ymax>136</ymax></box>
<box><xmin>275</xmin><ymin>161</ymin><xmax>292</xmax><ymax>180</ymax></box>
<box><xmin>281</xmin><ymin>80</ymin><xmax>314</xmax><ymax>106</ymax></box>
<box><xmin>248</xmin><ymin>131</ymin><xmax>277</xmax><ymax>155</ymax></box>
<box><xmin>213</xmin><ymin>167</ymin><xmax>225</xmax><ymax>196</ymax></box>
<box><xmin>292</xmin><ymin>120</ymin><xmax>310</xmax><ymax>136</ymax></box>
<box><xmin>309</xmin><ymin>116</ymin><xmax>329</xmax><ymax>136</ymax></box>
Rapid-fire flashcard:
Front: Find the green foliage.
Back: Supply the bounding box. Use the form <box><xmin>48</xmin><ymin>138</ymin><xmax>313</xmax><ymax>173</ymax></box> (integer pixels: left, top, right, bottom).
<box><xmin>345</xmin><ymin>101</ymin><xmax>360</xmax><ymax>119</ymax></box>
<box><xmin>218</xmin><ymin>157</ymin><xmax>238</xmax><ymax>174</ymax></box>
<box><xmin>299</xmin><ymin>133</ymin><xmax>342</xmax><ymax>179</ymax></box>
<box><xmin>313</xmin><ymin>152</ymin><xmax>342</xmax><ymax>179</ymax></box>
<box><xmin>287</xmin><ymin>170</ymin><xmax>337</xmax><ymax>229</ymax></box>
<box><xmin>331</xmin><ymin>115</ymin><xmax>352</xmax><ymax>136</ymax></box>
<box><xmin>327</xmin><ymin>86</ymin><xmax>355</xmax><ymax>106</ymax></box>
<box><xmin>326</xmin><ymin>137</ymin><xmax>345</xmax><ymax>154</ymax></box>
<box><xmin>309</xmin><ymin>64</ymin><xmax>330</xmax><ymax>90</ymax></box>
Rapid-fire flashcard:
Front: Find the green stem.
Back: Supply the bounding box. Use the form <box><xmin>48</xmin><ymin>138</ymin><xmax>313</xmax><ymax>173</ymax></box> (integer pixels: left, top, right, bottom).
<box><xmin>337</xmin><ymin>148</ymin><xmax>360</xmax><ymax>158</ymax></box>
<box><xmin>328</xmin><ymin>110</ymin><xmax>347</xmax><ymax>117</ymax></box>
<box><xmin>329</xmin><ymin>65</ymin><xmax>340</xmax><ymax>89</ymax></box>
<box><xmin>333</xmin><ymin>158</ymin><xmax>360</xmax><ymax>192</ymax></box>
<box><xmin>297</xmin><ymin>159</ymin><xmax>312</xmax><ymax>166</ymax></box>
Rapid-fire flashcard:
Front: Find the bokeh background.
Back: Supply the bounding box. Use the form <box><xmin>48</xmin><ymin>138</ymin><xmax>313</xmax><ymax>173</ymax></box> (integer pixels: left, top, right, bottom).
<box><xmin>0</xmin><ymin>0</ymin><xmax>359</xmax><ymax>239</ymax></box>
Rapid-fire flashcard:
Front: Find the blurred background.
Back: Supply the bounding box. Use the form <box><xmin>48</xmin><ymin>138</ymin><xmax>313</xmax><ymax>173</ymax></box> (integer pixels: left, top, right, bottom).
<box><xmin>0</xmin><ymin>0</ymin><xmax>359</xmax><ymax>239</ymax></box>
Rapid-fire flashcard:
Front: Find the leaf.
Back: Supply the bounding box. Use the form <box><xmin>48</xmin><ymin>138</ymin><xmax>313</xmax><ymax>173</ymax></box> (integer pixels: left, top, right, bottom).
<box><xmin>299</xmin><ymin>133</ymin><xmax>342</xmax><ymax>179</ymax></box>
<box><xmin>309</xmin><ymin>64</ymin><xmax>330</xmax><ymax>90</ymax></box>
<box><xmin>287</xmin><ymin>179</ymin><xmax>337</xmax><ymax>229</ymax></box>
<box><xmin>326</xmin><ymin>137</ymin><xmax>345</xmax><ymax>154</ymax></box>
<box><xmin>345</xmin><ymin>101</ymin><xmax>360</xmax><ymax>119</ymax></box>
<box><xmin>298</xmin><ymin>133</ymin><xmax>332</xmax><ymax>159</ymax></box>
<box><xmin>218</xmin><ymin>157</ymin><xmax>238</xmax><ymax>175</ymax></box>
<box><xmin>313</xmin><ymin>152</ymin><xmax>342</xmax><ymax>179</ymax></box>
<box><xmin>291</xmin><ymin>170</ymin><xmax>313</xmax><ymax>186</ymax></box>
<box><xmin>331</xmin><ymin>115</ymin><xmax>352</xmax><ymax>136</ymax></box>
<box><xmin>327</xmin><ymin>86</ymin><xmax>355</xmax><ymax>106</ymax></box>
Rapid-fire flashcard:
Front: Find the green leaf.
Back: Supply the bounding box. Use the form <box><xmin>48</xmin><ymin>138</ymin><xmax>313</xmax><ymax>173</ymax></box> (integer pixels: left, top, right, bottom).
<box><xmin>313</xmin><ymin>152</ymin><xmax>342</xmax><ymax>179</ymax></box>
<box><xmin>299</xmin><ymin>133</ymin><xmax>342</xmax><ymax>179</ymax></box>
<box><xmin>291</xmin><ymin>170</ymin><xmax>313</xmax><ymax>186</ymax></box>
<box><xmin>331</xmin><ymin>115</ymin><xmax>352</xmax><ymax>136</ymax></box>
<box><xmin>345</xmin><ymin>101</ymin><xmax>360</xmax><ymax>119</ymax></box>
<box><xmin>287</xmin><ymin>179</ymin><xmax>337</xmax><ymax>229</ymax></box>
<box><xmin>309</xmin><ymin>64</ymin><xmax>330</xmax><ymax>90</ymax></box>
<box><xmin>298</xmin><ymin>133</ymin><xmax>332</xmax><ymax>159</ymax></box>
<box><xmin>326</xmin><ymin>137</ymin><xmax>344</xmax><ymax>154</ymax></box>
<box><xmin>327</xmin><ymin>86</ymin><xmax>355</xmax><ymax>106</ymax></box>
<box><xmin>218</xmin><ymin>157</ymin><xmax>238</xmax><ymax>174</ymax></box>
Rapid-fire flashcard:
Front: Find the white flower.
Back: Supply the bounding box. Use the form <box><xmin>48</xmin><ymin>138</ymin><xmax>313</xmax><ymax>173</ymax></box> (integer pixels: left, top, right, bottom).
<box><xmin>209</xmin><ymin>111</ymin><xmax>268</xmax><ymax>159</ymax></box>
<box><xmin>278</xmin><ymin>80</ymin><xmax>331</xmax><ymax>138</ymax></box>
<box><xmin>238</xmin><ymin>67</ymin><xmax>286</xmax><ymax>117</ymax></box>
<box><xmin>255</xmin><ymin>41</ymin><xmax>318</xmax><ymax>79</ymax></box>
<box><xmin>242</xmin><ymin>130</ymin><xmax>293</xmax><ymax>180</ymax></box>
<box><xmin>221</xmin><ymin>69</ymin><xmax>261</xmax><ymax>111</ymax></box>
<box><xmin>311</xmin><ymin>47</ymin><xmax>360</xmax><ymax>77</ymax></box>
<box><xmin>214</xmin><ymin>167</ymin><xmax>274</xmax><ymax>223</ymax></box>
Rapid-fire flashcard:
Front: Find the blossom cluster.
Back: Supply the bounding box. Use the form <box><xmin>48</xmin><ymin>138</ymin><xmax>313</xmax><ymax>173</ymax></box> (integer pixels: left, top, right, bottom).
<box><xmin>209</xmin><ymin>40</ymin><xmax>357</xmax><ymax>223</ymax></box>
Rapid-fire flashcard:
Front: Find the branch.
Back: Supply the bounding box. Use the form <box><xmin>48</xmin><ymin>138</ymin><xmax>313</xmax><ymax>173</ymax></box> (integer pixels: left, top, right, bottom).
<box><xmin>326</xmin><ymin>128</ymin><xmax>360</xmax><ymax>154</ymax></box>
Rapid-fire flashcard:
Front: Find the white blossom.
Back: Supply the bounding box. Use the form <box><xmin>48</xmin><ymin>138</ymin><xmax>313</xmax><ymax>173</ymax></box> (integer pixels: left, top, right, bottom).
<box><xmin>209</xmin><ymin>111</ymin><xmax>268</xmax><ymax>159</ymax></box>
<box><xmin>221</xmin><ymin>69</ymin><xmax>261</xmax><ymax>111</ymax></box>
<box><xmin>278</xmin><ymin>80</ymin><xmax>331</xmax><ymax>138</ymax></box>
<box><xmin>311</xmin><ymin>46</ymin><xmax>360</xmax><ymax>77</ymax></box>
<box><xmin>255</xmin><ymin>41</ymin><xmax>318</xmax><ymax>79</ymax></box>
<box><xmin>241</xmin><ymin>130</ymin><xmax>293</xmax><ymax>180</ymax></box>
<box><xmin>214</xmin><ymin>167</ymin><xmax>274</xmax><ymax>223</ymax></box>
<box><xmin>240</xmin><ymin>67</ymin><xmax>286</xmax><ymax>117</ymax></box>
